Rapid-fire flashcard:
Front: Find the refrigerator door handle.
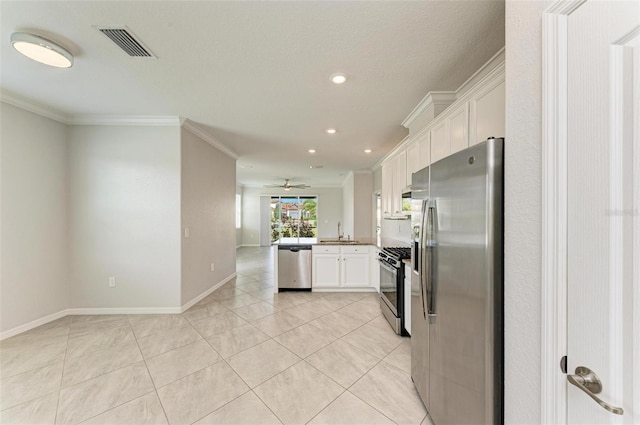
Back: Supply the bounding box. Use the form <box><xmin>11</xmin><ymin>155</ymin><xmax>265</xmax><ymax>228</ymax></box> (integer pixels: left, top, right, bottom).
<box><xmin>419</xmin><ymin>198</ymin><xmax>429</xmax><ymax>319</ymax></box>
<box><xmin>426</xmin><ymin>202</ymin><xmax>436</xmax><ymax>318</ymax></box>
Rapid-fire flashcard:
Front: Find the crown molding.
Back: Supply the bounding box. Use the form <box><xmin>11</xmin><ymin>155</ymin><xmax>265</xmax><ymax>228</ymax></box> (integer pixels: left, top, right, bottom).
<box><xmin>1</xmin><ymin>92</ymin><xmax>183</xmax><ymax>127</ymax></box>
<box><xmin>182</xmin><ymin>119</ymin><xmax>239</xmax><ymax>160</ymax></box>
<box><xmin>401</xmin><ymin>91</ymin><xmax>457</xmax><ymax>129</ymax></box>
<box><xmin>1</xmin><ymin>92</ymin><xmax>71</xmax><ymax>124</ymax></box>
<box><xmin>70</xmin><ymin>115</ymin><xmax>181</xmax><ymax>126</ymax></box>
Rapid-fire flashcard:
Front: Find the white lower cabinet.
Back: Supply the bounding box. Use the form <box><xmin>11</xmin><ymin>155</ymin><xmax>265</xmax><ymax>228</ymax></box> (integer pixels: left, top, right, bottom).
<box><xmin>312</xmin><ymin>245</ymin><xmax>374</xmax><ymax>289</ymax></box>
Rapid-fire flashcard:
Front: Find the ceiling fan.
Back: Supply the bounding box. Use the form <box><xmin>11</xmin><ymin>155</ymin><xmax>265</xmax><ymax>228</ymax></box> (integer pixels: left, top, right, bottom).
<box><xmin>264</xmin><ymin>178</ymin><xmax>310</xmax><ymax>191</ymax></box>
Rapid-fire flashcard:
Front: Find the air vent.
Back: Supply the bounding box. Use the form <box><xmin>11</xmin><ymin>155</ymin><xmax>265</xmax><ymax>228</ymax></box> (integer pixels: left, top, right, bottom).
<box><xmin>96</xmin><ymin>26</ymin><xmax>155</xmax><ymax>58</ymax></box>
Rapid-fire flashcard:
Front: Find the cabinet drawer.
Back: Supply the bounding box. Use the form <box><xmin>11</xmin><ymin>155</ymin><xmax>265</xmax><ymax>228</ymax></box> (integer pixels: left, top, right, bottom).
<box><xmin>312</xmin><ymin>245</ymin><xmax>340</xmax><ymax>254</ymax></box>
<box><xmin>341</xmin><ymin>246</ymin><xmax>369</xmax><ymax>254</ymax></box>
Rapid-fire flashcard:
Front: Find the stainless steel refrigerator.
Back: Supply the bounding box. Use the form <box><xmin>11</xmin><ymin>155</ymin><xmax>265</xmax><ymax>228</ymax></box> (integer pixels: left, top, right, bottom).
<box><xmin>411</xmin><ymin>138</ymin><xmax>503</xmax><ymax>424</ymax></box>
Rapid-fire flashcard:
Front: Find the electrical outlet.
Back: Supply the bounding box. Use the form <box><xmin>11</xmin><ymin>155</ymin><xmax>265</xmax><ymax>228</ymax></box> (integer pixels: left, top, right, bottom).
<box><xmin>108</xmin><ymin>276</ymin><xmax>116</xmax><ymax>288</ymax></box>
<box><xmin>210</xmin><ymin>263</ymin><xmax>215</xmax><ymax>272</ymax></box>
<box><xmin>184</xmin><ymin>227</ymin><xmax>190</xmax><ymax>238</ymax></box>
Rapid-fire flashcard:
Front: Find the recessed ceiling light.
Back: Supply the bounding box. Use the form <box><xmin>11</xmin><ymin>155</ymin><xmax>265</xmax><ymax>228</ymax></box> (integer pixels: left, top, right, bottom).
<box><xmin>330</xmin><ymin>73</ymin><xmax>347</xmax><ymax>84</ymax></box>
<box><xmin>326</xmin><ymin>128</ymin><xmax>337</xmax><ymax>134</ymax></box>
<box><xmin>10</xmin><ymin>32</ymin><xmax>73</xmax><ymax>68</ymax></box>
<box><xmin>308</xmin><ymin>149</ymin><xmax>316</xmax><ymax>154</ymax></box>
<box><xmin>364</xmin><ymin>149</ymin><xmax>372</xmax><ymax>154</ymax></box>
<box><xmin>310</xmin><ymin>165</ymin><xmax>324</xmax><ymax>169</ymax></box>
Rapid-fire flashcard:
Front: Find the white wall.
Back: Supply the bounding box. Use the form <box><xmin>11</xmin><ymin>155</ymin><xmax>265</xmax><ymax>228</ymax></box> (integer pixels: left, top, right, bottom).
<box><xmin>242</xmin><ymin>186</ymin><xmax>343</xmax><ymax>244</ymax></box>
<box><xmin>181</xmin><ymin>128</ymin><xmax>236</xmax><ymax>305</ymax></box>
<box><xmin>353</xmin><ymin>172</ymin><xmax>374</xmax><ymax>239</ymax></box>
<box><xmin>68</xmin><ymin>125</ymin><xmax>181</xmax><ymax>309</ymax></box>
<box><xmin>235</xmin><ymin>185</ymin><xmax>242</xmax><ymax>247</ymax></box>
<box><xmin>342</xmin><ymin>173</ymin><xmax>355</xmax><ymax>237</ymax></box>
<box><xmin>504</xmin><ymin>1</ymin><xmax>548</xmax><ymax>422</ymax></box>
<box><xmin>0</xmin><ymin>103</ymin><xmax>69</xmax><ymax>333</ymax></box>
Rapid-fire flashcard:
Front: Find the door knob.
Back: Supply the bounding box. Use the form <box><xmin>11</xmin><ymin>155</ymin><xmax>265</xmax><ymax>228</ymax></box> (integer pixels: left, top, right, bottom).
<box><xmin>567</xmin><ymin>366</ymin><xmax>623</xmax><ymax>415</ymax></box>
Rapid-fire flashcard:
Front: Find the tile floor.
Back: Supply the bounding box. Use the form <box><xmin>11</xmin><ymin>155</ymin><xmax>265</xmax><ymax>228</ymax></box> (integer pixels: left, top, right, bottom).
<box><xmin>0</xmin><ymin>247</ymin><xmax>429</xmax><ymax>425</ymax></box>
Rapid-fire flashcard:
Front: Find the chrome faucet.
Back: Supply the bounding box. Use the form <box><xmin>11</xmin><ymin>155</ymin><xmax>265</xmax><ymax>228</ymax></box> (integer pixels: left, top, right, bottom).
<box><xmin>337</xmin><ymin>221</ymin><xmax>343</xmax><ymax>241</ymax></box>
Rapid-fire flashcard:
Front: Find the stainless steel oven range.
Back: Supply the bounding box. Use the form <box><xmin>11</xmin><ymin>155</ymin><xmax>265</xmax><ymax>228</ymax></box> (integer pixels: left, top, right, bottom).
<box><xmin>378</xmin><ymin>247</ymin><xmax>411</xmax><ymax>335</ymax></box>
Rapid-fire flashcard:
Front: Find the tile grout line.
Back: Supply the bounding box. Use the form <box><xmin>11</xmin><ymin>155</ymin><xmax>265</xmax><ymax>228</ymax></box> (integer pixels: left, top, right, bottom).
<box><xmin>48</xmin><ymin>325</ymin><xmax>70</xmax><ymax>424</ymax></box>
<box><xmin>126</xmin><ymin>314</ymin><xmax>172</xmax><ymax>425</ymax></box>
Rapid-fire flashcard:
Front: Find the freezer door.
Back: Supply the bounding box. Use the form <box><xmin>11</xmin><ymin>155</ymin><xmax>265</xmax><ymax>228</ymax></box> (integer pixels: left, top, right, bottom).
<box><xmin>411</xmin><ymin>201</ymin><xmax>429</xmax><ymax>407</ymax></box>
<box><xmin>410</xmin><ymin>166</ymin><xmax>430</xmax><ymax>408</ymax></box>
<box><xmin>427</xmin><ymin>138</ymin><xmax>503</xmax><ymax>425</ymax></box>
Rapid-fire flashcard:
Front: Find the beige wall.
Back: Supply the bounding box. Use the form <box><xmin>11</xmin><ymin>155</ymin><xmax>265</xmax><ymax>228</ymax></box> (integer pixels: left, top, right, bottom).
<box><xmin>68</xmin><ymin>125</ymin><xmax>181</xmax><ymax>309</ymax></box>
<box><xmin>342</xmin><ymin>173</ymin><xmax>355</xmax><ymax>237</ymax></box>
<box><xmin>504</xmin><ymin>1</ymin><xmax>549</xmax><ymax>423</ymax></box>
<box><xmin>353</xmin><ymin>172</ymin><xmax>374</xmax><ymax>239</ymax></box>
<box><xmin>0</xmin><ymin>103</ymin><xmax>69</xmax><ymax>334</ymax></box>
<box><xmin>181</xmin><ymin>128</ymin><xmax>236</xmax><ymax>305</ymax></box>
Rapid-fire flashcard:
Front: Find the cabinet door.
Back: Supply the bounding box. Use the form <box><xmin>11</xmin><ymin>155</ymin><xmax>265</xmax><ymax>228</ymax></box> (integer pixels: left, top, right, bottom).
<box><xmin>381</xmin><ymin>162</ymin><xmax>393</xmax><ymax>217</ymax></box>
<box><xmin>341</xmin><ymin>254</ymin><xmax>370</xmax><ymax>287</ymax></box>
<box><xmin>370</xmin><ymin>250</ymin><xmax>380</xmax><ymax>292</ymax></box>
<box><xmin>430</xmin><ymin>120</ymin><xmax>449</xmax><ymax>164</ymax></box>
<box><xmin>417</xmin><ymin>131</ymin><xmax>431</xmax><ymax>171</ymax></box>
<box><xmin>312</xmin><ymin>254</ymin><xmax>340</xmax><ymax>287</ymax></box>
<box><xmin>469</xmin><ymin>78</ymin><xmax>505</xmax><ymax>146</ymax></box>
<box><xmin>392</xmin><ymin>151</ymin><xmax>406</xmax><ymax>214</ymax></box>
<box><xmin>448</xmin><ymin>103</ymin><xmax>469</xmax><ymax>155</ymax></box>
<box><xmin>406</xmin><ymin>142</ymin><xmax>420</xmax><ymax>184</ymax></box>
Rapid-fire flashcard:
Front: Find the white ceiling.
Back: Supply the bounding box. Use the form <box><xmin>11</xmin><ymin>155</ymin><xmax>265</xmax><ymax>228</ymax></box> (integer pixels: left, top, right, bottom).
<box><xmin>0</xmin><ymin>1</ymin><xmax>504</xmax><ymax>188</ymax></box>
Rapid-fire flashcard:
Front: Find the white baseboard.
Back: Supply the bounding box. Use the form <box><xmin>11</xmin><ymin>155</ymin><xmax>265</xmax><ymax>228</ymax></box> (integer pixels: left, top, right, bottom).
<box><xmin>0</xmin><ymin>309</ymin><xmax>69</xmax><ymax>341</ymax></box>
<box><xmin>239</xmin><ymin>244</ymin><xmax>260</xmax><ymax>247</ymax></box>
<box><xmin>67</xmin><ymin>307</ymin><xmax>182</xmax><ymax>315</ymax></box>
<box><xmin>311</xmin><ymin>287</ymin><xmax>378</xmax><ymax>293</ymax></box>
<box><xmin>0</xmin><ymin>273</ymin><xmax>238</xmax><ymax>341</ymax></box>
<box><xmin>181</xmin><ymin>273</ymin><xmax>237</xmax><ymax>312</ymax></box>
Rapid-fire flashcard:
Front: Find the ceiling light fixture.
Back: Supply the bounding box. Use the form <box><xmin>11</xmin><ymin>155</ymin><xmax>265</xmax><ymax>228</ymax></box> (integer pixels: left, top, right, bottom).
<box><xmin>330</xmin><ymin>73</ymin><xmax>347</xmax><ymax>84</ymax></box>
<box><xmin>308</xmin><ymin>149</ymin><xmax>316</xmax><ymax>154</ymax></box>
<box><xmin>364</xmin><ymin>149</ymin><xmax>372</xmax><ymax>154</ymax></box>
<box><xmin>326</xmin><ymin>128</ymin><xmax>337</xmax><ymax>134</ymax></box>
<box><xmin>10</xmin><ymin>32</ymin><xmax>73</xmax><ymax>68</ymax></box>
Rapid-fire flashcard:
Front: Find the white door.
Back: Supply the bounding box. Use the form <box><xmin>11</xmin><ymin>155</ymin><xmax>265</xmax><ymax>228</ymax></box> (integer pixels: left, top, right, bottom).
<box><xmin>566</xmin><ymin>1</ymin><xmax>639</xmax><ymax>422</ymax></box>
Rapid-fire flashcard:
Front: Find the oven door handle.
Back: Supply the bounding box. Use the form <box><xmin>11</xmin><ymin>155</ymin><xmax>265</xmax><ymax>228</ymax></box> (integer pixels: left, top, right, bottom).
<box><xmin>378</xmin><ymin>259</ymin><xmax>398</xmax><ymax>275</ymax></box>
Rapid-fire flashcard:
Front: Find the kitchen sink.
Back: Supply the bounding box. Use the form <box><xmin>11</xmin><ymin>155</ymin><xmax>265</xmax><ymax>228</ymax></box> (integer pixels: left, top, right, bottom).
<box><xmin>318</xmin><ymin>239</ymin><xmax>361</xmax><ymax>244</ymax></box>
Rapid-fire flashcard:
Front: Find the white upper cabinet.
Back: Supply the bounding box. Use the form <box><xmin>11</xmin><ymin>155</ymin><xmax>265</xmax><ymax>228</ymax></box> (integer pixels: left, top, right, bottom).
<box><xmin>469</xmin><ymin>76</ymin><xmax>505</xmax><ymax>146</ymax></box>
<box><xmin>385</xmin><ymin>50</ymin><xmax>504</xmax><ymax>194</ymax></box>
<box><xmin>406</xmin><ymin>130</ymin><xmax>431</xmax><ymax>183</ymax></box>
<box><xmin>393</xmin><ymin>151</ymin><xmax>407</xmax><ymax>195</ymax></box>
<box><xmin>381</xmin><ymin>162</ymin><xmax>393</xmax><ymax>217</ymax></box>
<box><xmin>406</xmin><ymin>141</ymin><xmax>420</xmax><ymax>185</ymax></box>
<box><xmin>430</xmin><ymin>120</ymin><xmax>449</xmax><ymax>164</ymax></box>
<box><xmin>448</xmin><ymin>103</ymin><xmax>469</xmax><ymax>155</ymax></box>
<box><xmin>381</xmin><ymin>150</ymin><xmax>407</xmax><ymax>216</ymax></box>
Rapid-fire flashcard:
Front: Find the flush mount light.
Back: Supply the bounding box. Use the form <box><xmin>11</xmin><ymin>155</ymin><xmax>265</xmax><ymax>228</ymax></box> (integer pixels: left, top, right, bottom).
<box><xmin>330</xmin><ymin>73</ymin><xmax>347</xmax><ymax>84</ymax></box>
<box><xmin>308</xmin><ymin>149</ymin><xmax>316</xmax><ymax>154</ymax></box>
<box><xmin>10</xmin><ymin>32</ymin><xmax>73</xmax><ymax>68</ymax></box>
<box><xmin>364</xmin><ymin>149</ymin><xmax>372</xmax><ymax>154</ymax></box>
<box><xmin>326</xmin><ymin>128</ymin><xmax>337</xmax><ymax>134</ymax></box>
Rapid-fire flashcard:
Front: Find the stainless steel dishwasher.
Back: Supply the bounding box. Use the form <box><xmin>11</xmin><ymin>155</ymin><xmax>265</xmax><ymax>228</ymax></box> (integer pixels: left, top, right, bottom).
<box><xmin>277</xmin><ymin>245</ymin><xmax>312</xmax><ymax>290</ymax></box>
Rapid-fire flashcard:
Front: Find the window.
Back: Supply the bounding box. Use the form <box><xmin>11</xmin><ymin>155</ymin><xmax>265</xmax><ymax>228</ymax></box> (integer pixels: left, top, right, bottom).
<box><xmin>235</xmin><ymin>194</ymin><xmax>241</xmax><ymax>229</ymax></box>
<box><xmin>270</xmin><ymin>196</ymin><xmax>317</xmax><ymax>242</ymax></box>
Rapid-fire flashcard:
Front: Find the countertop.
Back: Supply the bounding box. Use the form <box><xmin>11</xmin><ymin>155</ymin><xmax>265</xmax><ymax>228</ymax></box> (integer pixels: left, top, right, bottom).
<box><xmin>272</xmin><ymin>237</ymin><xmax>410</xmax><ymax>250</ymax></box>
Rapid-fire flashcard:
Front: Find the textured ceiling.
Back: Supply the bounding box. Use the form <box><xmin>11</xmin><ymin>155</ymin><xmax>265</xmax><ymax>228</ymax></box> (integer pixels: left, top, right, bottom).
<box><xmin>0</xmin><ymin>1</ymin><xmax>505</xmax><ymax>187</ymax></box>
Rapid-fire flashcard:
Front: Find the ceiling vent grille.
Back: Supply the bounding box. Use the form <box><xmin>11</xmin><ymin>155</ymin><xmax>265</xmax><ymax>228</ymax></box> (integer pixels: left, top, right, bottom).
<box><xmin>96</xmin><ymin>26</ymin><xmax>155</xmax><ymax>58</ymax></box>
